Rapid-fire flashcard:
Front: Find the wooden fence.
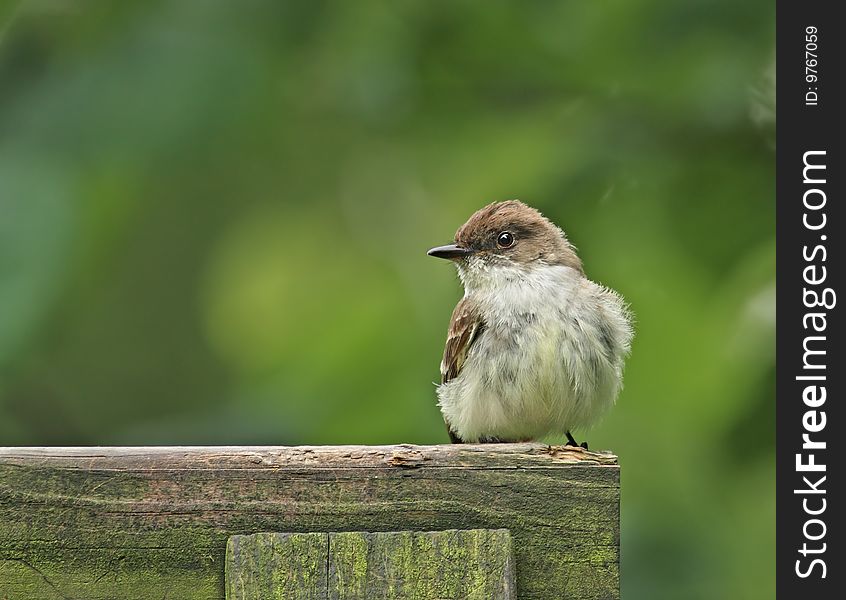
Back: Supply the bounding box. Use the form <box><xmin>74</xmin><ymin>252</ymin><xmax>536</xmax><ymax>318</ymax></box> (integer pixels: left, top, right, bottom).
<box><xmin>0</xmin><ymin>444</ymin><xmax>619</xmax><ymax>599</ymax></box>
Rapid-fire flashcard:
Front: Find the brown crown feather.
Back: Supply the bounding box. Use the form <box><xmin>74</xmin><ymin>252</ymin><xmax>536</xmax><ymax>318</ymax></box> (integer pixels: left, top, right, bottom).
<box><xmin>455</xmin><ymin>200</ymin><xmax>583</xmax><ymax>272</ymax></box>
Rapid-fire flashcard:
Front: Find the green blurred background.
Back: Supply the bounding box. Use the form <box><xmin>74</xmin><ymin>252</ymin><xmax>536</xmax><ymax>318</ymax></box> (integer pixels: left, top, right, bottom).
<box><xmin>1</xmin><ymin>1</ymin><xmax>774</xmax><ymax>597</ymax></box>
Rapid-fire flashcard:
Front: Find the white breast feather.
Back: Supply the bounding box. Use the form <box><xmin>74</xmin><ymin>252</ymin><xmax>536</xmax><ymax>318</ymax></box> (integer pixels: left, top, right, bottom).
<box><xmin>437</xmin><ymin>260</ymin><xmax>632</xmax><ymax>442</ymax></box>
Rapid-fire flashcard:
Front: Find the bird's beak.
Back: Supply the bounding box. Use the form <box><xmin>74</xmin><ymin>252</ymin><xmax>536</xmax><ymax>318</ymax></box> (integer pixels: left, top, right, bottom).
<box><xmin>427</xmin><ymin>243</ymin><xmax>475</xmax><ymax>260</ymax></box>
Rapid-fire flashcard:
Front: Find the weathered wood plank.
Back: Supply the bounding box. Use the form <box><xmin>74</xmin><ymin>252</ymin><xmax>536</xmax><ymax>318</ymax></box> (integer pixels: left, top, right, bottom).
<box><xmin>328</xmin><ymin>529</ymin><xmax>515</xmax><ymax>600</ymax></box>
<box><xmin>226</xmin><ymin>533</ymin><xmax>329</xmax><ymax>600</ymax></box>
<box><xmin>0</xmin><ymin>443</ymin><xmax>617</xmax><ymax>469</ymax></box>
<box><xmin>226</xmin><ymin>529</ymin><xmax>515</xmax><ymax>600</ymax></box>
<box><xmin>0</xmin><ymin>444</ymin><xmax>619</xmax><ymax>600</ymax></box>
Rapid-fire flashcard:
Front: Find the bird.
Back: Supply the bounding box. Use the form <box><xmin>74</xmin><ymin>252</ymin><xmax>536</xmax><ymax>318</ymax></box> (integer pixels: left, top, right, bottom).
<box><xmin>427</xmin><ymin>200</ymin><xmax>633</xmax><ymax>446</ymax></box>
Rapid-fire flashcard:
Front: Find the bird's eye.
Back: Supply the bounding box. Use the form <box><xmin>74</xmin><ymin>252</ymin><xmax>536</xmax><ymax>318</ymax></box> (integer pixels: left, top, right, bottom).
<box><xmin>497</xmin><ymin>231</ymin><xmax>515</xmax><ymax>248</ymax></box>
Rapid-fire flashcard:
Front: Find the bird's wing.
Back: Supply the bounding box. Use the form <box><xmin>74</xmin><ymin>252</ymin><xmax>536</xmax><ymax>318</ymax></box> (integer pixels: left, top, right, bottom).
<box><xmin>441</xmin><ymin>297</ymin><xmax>485</xmax><ymax>385</ymax></box>
<box><xmin>440</xmin><ymin>297</ymin><xmax>485</xmax><ymax>443</ymax></box>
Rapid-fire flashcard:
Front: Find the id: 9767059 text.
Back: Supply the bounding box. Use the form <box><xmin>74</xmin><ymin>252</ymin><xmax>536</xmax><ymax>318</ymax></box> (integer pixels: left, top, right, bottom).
<box><xmin>805</xmin><ymin>26</ymin><xmax>819</xmax><ymax>106</ymax></box>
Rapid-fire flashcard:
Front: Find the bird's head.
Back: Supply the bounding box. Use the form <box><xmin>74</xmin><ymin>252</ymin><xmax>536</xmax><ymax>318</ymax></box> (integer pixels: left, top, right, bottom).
<box><xmin>428</xmin><ymin>200</ymin><xmax>582</xmax><ymax>290</ymax></box>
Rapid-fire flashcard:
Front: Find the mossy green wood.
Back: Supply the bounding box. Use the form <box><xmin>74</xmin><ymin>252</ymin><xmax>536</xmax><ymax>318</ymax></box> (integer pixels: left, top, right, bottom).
<box><xmin>227</xmin><ymin>529</ymin><xmax>514</xmax><ymax>600</ymax></box>
<box><xmin>0</xmin><ymin>444</ymin><xmax>619</xmax><ymax>599</ymax></box>
<box><xmin>226</xmin><ymin>533</ymin><xmax>329</xmax><ymax>600</ymax></box>
<box><xmin>329</xmin><ymin>530</ymin><xmax>515</xmax><ymax>600</ymax></box>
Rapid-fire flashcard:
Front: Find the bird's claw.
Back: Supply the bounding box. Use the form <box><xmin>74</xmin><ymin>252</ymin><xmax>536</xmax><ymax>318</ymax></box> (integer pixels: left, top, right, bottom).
<box><xmin>566</xmin><ymin>431</ymin><xmax>589</xmax><ymax>450</ymax></box>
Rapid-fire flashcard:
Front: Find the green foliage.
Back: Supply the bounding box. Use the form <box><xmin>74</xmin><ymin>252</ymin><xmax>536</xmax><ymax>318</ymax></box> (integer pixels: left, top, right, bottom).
<box><xmin>0</xmin><ymin>1</ymin><xmax>774</xmax><ymax>598</ymax></box>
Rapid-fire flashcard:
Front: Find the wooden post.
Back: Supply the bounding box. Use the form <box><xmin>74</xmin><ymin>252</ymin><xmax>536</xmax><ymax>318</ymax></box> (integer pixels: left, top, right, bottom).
<box><xmin>0</xmin><ymin>444</ymin><xmax>619</xmax><ymax>599</ymax></box>
<box><xmin>226</xmin><ymin>529</ymin><xmax>516</xmax><ymax>599</ymax></box>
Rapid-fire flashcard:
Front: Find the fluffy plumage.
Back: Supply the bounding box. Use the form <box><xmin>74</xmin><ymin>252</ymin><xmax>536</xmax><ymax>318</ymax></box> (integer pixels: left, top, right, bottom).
<box><xmin>433</xmin><ymin>200</ymin><xmax>633</xmax><ymax>443</ymax></box>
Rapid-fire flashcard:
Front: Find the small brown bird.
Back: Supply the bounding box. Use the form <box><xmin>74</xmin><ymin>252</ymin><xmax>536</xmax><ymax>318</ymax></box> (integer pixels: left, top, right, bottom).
<box><xmin>428</xmin><ymin>200</ymin><xmax>633</xmax><ymax>445</ymax></box>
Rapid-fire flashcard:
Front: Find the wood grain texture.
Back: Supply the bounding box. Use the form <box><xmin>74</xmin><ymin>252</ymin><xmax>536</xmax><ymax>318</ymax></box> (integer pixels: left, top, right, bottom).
<box><xmin>329</xmin><ymin>529</ymin><xmax>514</xmax><ymax>600</ymax></box>
<box><xmin>226</xmin><ymin>532</ymin><xmax>329</xmax><ymax>600</ymax></box>
<box><xmin>0</xmin><ymin>444</ymin><xmax>619</xmax><ymax>599</ymax></box>
<box><xmin>227</xmin><ymin>529</ymin><xmax>514</xmax><ymax>600</ymax></box>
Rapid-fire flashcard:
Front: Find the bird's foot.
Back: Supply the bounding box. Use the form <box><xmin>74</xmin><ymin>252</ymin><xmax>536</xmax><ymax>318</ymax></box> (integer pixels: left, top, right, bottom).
<box><xmin>565</xmin><ymin>431</ymin><xmax>589</xmax><ymax>451</ymax></box>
